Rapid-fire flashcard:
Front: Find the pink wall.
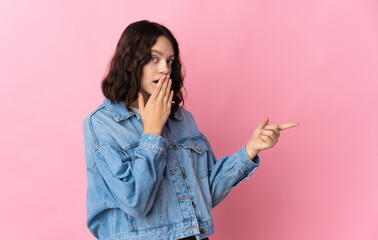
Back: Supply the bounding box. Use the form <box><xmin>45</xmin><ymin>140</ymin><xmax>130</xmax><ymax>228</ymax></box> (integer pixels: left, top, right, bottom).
<box><xmin>1</xmin><ymin>0</ymin><xmax>377</xmax><ymax>239</ymax></box>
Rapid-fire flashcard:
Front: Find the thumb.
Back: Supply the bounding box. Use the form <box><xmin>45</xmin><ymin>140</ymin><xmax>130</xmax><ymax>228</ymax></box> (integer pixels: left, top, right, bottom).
<box><xmin>138</xmin><ymin>92</ymin><xmax>145</xmax><ymax>111</ymax></box>
<box><xmin>256</xmin><ymin>117</ymin><xmax>269</xmax><ymax>129</ymax></box>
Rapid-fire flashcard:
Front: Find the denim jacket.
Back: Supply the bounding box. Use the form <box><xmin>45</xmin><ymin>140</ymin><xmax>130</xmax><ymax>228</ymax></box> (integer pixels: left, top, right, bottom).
<box><xmin>83</xmin><ymin>98</ymin><xmax>260</xmax><ymax>240</ymax></box>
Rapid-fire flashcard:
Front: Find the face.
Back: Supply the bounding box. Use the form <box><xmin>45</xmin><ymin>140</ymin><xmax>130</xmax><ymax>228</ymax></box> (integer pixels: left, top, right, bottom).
<box><xmin>139</xmin><ymin>35</ymin><xmax>175</xmax><ymax>102</ymax></box>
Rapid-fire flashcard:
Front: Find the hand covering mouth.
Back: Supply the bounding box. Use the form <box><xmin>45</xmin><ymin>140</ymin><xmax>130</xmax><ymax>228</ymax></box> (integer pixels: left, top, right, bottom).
<box><xmin>153</xmin><ymin>75</ymin><xmax>169</xmax><ymax>83</ymax></box>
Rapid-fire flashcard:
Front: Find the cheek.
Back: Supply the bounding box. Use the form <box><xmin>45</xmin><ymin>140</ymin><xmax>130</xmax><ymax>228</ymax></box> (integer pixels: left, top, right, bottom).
<box><xmin>141</xmin><ymin>64</ymin><xmax>154</xmax><ymax>76</ymax></box>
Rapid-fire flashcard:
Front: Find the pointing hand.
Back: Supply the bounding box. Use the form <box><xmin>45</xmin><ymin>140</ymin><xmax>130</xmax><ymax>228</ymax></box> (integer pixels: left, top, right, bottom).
<box><xmin>245</xmin><ymin>117</ymin><xmax>300</xmax><ymax>160</ymax></box>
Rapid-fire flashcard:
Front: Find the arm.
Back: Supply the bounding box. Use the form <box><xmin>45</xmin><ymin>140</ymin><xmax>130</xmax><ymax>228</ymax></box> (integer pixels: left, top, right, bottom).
<box><xmin>204</xmin><ymin>116</ymin><xmax>300</xmax><ymax>208</ymax></box>
<box><xmin>84</xmin><ymin>117</ymin><xmax>168</xmax><ymax>218</ymax></box>
<box><xmin>84</xmin><ymin>75</ymin><xmax>176</xmax><ymax>218</ymax></box>
<box><xmin>200</xmin><ymin>132</ymin><xmax>260</xmax><ymax>208</ymax></box>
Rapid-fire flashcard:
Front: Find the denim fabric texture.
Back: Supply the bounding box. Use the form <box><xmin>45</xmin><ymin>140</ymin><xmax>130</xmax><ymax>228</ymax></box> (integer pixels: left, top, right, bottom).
<box><xmin>83</xmin><ymin>98</ymin><xmax>260</xmax><ymax>240</ymax></box>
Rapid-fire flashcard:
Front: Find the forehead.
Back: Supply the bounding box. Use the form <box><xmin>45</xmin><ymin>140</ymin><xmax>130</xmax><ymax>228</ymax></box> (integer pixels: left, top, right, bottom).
<box><xmin>151</xmin><ymin>36</ymin><xmax>175</xmax><ymax>57</ymax></box>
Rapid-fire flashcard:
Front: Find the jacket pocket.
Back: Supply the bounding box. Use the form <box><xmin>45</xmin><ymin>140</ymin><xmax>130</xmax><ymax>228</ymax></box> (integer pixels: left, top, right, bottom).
<box><xmin>179</xmin><ymin>137</ymin><xmax>209</xmax><ymax>179</ymax></box>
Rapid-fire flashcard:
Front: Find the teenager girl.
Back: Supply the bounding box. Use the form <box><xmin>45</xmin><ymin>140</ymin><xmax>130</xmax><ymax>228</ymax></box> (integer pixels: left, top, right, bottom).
<box><xmin>83</xmin><ymin>20</ymin><xmax>300</xmax><ymax>240</ymax></box>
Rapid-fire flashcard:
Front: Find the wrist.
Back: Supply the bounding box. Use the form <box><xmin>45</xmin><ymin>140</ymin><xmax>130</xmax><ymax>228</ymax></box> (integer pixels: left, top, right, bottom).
<box><xmin>143</xmin><ymin>129</ymin><xmax>162</xmax><ymax>136</ymax></box>
<box><xmin>245</xmin><ymin>145</ymin><xmax>259</xmax><ymax>161</ymax></box>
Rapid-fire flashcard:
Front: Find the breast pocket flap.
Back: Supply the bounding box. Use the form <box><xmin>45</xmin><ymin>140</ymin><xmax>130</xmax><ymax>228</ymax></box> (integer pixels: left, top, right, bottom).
<box><xmin>180</xmin><ymin>137</ymin><xmax>208</xmax><ymax>154</ymax></box>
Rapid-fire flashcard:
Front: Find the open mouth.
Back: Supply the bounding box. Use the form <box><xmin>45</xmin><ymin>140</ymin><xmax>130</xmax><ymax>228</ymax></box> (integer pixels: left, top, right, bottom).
<box><xmin>153</xmin><ymin>80</ymin><xmax>158</xmax><ymax>84</ymax></box>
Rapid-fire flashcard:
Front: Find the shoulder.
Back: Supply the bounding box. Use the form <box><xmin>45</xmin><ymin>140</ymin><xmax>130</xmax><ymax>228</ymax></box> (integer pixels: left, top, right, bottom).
<box><xmin>83</xmin><ymin>103</ymin><xmax>107</xmax><ymax>131</ymax></box>
<box><xmin>176</xmin><ymin>105</ymin><xmax>196</xmax><ymax>121</ymax></box>
<box><xmin>83</xmin><ymin>103</ymin><xmax>111</xmax><ymax>149</ymax></box>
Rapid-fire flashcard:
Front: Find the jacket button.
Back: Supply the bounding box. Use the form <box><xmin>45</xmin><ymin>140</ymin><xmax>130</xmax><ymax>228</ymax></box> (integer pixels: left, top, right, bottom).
<box><xmin>200</xmin><ymin>228</ymin><xmax>206</xmax><ymax>234</ymax></box>
<box><xmin>172</xmin><ymin>145</ymin><xmax>178</xmax><ymax>150</ymax></box>
<box><xmin>191</xmin><ymin>200</ymin><xmax>195</xmax><ymax>205</ymax></box>
<box><xmin>182</xmin><ymin>172</ymin><xmax>186</xmax><ymax>178</ymax></box>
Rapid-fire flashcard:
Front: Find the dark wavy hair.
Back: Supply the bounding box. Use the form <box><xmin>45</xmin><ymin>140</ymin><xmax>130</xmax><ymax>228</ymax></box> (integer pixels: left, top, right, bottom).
<box><xmin>101</xmin><ymin>20</ymin><xmax>186</xmax><ymax>116</ymax></box>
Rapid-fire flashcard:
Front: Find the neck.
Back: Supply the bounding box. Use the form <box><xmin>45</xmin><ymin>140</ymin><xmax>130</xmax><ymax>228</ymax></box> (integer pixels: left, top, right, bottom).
<box><xmin>131</xmin><ymin>93</ymin><xmax>150</xmax><ymax>109</ymax></box>
<box><xmin>130</xmin><ymin>101</ymin><xmax>139</xmax><ymax>109</ymax></box>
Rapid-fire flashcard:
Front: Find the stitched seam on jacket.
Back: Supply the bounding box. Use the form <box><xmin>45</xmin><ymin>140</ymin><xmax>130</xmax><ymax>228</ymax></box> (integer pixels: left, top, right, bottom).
<box><xmin>212</xmin><ymin>191</ymin><xmax>228</xmax><ymax>206</ymax></box>
<box><xmin>235</xmin><ymin>149</ymin><xmax>253</xmax><ymax>173</ymax></box>
<box><xmin>86</xmin><ymin>105</ymin><xmax>106</xmax><ymax>150</ymax></box>
<box><xmin>213</xmin><ymin>163</ymin><xmax>236</xmax><ymax>185</ymax></box>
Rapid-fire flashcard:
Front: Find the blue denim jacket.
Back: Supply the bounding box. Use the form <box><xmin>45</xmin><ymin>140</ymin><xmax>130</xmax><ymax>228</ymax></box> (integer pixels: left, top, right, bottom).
<box><xmin>83</xmin><ymin>98</ymin><xmax>260</xmax><ymax>240</ymax></box>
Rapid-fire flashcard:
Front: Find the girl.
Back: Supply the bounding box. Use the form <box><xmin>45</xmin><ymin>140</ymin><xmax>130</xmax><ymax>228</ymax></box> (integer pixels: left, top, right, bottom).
<box><xmin>83</xmin><ymin>20</ymin><xmax>300</xmax><ymax>240</ymax></box>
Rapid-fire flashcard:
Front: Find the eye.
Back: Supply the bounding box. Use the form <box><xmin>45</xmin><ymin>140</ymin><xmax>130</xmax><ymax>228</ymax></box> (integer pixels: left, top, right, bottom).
<box><xmin>168</xmin><ymin>59</ymin><xmax>174</xmax><ymax>65</ymax></box>
<box><xmin>150</xmin><ymin>57</ymin><xmax>158</xmax><ymax>62</ymax></box>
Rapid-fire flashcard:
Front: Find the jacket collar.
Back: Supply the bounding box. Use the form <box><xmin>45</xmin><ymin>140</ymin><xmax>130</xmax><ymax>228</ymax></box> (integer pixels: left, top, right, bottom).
<box><xmin>103</xmin><ymin>98</ymin><xmax>182</xmax><ymax>122</ymax></box>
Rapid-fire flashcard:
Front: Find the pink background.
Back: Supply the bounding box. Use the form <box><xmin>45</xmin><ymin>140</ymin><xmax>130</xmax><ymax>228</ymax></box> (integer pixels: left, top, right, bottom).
<box><xmin>1</xmin><ymin>0</ymin><xmax>377</xmax><ymax>239</ymax></box>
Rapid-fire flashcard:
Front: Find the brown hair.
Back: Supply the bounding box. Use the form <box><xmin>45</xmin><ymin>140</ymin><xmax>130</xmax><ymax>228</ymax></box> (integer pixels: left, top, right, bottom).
<box><xmin>101</xmin><ymin>20</ymin><xmax>186</xmax><ymax>116</ymax></box>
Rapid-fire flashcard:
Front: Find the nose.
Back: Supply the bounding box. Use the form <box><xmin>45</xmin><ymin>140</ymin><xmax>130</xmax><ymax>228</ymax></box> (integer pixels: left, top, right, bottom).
<box><xmin>158</xmin><ymin>61</ymin><xmax>170</xmax><ymax>75</ymax></box>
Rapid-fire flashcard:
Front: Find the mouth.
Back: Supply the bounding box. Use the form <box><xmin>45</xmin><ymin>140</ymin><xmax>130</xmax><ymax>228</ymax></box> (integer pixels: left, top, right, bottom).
<box><xmin>153</xmin><ymin>80</ymin><xmax>158</xmax><ymax>84</ymax></box>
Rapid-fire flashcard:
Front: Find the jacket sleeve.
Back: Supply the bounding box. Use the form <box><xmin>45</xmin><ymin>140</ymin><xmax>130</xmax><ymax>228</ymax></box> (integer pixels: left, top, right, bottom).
<box><xmin>83</xmin><ymin>116</ymin><xmax>168</xmax><ymax>218</ymax></box>
<box><xmin>200</xmin><ymin>132</ymin><xmax>260</xmax><ymax>208</ymax></box>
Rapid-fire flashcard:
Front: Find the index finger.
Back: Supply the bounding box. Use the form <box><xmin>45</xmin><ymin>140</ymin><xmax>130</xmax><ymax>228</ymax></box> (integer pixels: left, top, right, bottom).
<box><xmin>149</xmin><ymin>74</ymin><xmax>166</xmax><ymax>101</ymax></box>
<box><xmin>278</xmin><ymin>122</ymin><xmax>300</xmax><ymax>131</ymax></box>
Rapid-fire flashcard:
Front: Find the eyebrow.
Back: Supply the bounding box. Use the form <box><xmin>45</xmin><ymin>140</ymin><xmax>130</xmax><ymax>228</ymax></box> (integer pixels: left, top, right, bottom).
<box><xmin>151</xmin><ymin>49</ymin><xmax>175</xmax><ymax>58</ymax></box>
